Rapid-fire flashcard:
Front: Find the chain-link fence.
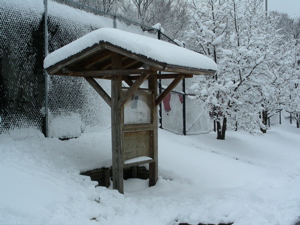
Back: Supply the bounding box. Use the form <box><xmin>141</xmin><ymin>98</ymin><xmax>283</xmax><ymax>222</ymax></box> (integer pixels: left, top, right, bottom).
<box><xmin>0</xmin><ymin>0</ymin><xmax>211</xmax><ymax>137</ymax></box>
<box><xmin>0</xmin><ymin>0</ymin><xmax>45</xmax><ymax>132</ymax></box>
<box><xmin>159</xmin><ymin>77</ymin><xmax>212</xmax><ymax>135</ymax></box>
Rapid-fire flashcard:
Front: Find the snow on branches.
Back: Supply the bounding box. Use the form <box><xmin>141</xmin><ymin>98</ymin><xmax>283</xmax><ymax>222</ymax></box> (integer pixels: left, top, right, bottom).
<box><xmin>187</xmin><ymin>0</ymin><xmax>300</xmax><ymax>136</ymax></box>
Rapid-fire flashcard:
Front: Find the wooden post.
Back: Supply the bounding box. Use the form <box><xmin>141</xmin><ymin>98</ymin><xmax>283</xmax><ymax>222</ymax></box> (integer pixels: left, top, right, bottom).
<box><xmin>148</xmin><ymin>73</ymin><xmax>158</xmax><ymax>186</ymax></box>
<box><xmin>111</xmin><ymin>53</ymin><xmax>124</xmax><ymax>193</ymax></box>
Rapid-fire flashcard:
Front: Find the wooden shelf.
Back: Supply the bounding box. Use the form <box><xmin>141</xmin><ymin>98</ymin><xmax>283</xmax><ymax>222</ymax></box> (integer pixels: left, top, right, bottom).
<box><xmin>124</xmin><ymin>156</ymin><xmax>154</xmax><ymax>168</ymax></box>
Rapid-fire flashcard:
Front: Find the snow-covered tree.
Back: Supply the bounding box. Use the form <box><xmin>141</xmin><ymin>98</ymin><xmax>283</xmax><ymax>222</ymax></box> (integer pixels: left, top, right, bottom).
<box><xmin>272</xmin><ymin>13</ymin><xmax>300</xmax><ymax>128</ymax></box>
<box><xmin>187</xmin><ymin>0</ymin><xmax>299</xmax><ymax>138</ymax></box>
<box><xmin>186</xmin><ymin>0</ymin><xmax>229</xmax><ymax>139</ymax></box>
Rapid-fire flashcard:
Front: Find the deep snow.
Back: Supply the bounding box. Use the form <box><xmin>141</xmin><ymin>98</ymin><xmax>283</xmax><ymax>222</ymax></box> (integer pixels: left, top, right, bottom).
<box><xmin>0</xmin><ymin>124</ymin><xmax>300</xmax><ymax>225</ymax></box>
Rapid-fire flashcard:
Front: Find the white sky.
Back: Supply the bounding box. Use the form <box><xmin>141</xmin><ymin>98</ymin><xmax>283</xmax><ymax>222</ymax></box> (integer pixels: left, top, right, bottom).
<box><xmin>268</xmin><ymin>0</ymin><xmax>300</xmax><ymax>18</ymax></box>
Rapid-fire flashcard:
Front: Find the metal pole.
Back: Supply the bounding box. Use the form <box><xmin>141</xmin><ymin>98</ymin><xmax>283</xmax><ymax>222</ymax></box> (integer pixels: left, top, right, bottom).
<box><xmin>182</xmin><ymin>78</ymin><xmax>186</xmax><ymax>135</ymax></box>
<box><xmin>113</xmin><ymin>15</ymin><xmax>117</xmax><ymax>28</ymax></box>
<box><xmin>44</xmin><ymin>0</ymin><xmax>49</xmax><ymax>137</ymax></box>
<box><xmin>157</xmin><ymin>29</ymin><xmax>163</xmax><ymax>129</ymax></box>
<box><xmin>279</xmin><ymin>110</ymin><xmax>281</xmax><ymax>125</ymax></box>
<box><xmin>265</xmin><ymin>0</ymin><xmax>268</xmax><ymax>17</ymax></box>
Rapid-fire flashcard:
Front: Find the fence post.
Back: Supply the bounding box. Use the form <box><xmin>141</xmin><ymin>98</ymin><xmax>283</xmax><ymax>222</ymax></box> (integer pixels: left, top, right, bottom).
<box><xmin>44</xmin><ymin>0</ymin><xmax>49</xmax><ymax>137</ymax></box>
<box><xmin>157</xmin><ymin>29</ymin><xmax>163</xmax><ymax>129</ymax></box>
<box><xmin>182</xmin><ymin>42</ymin><xmax>187</xmax><ymax>135</ymax></box>
<box><xmin>182</xmin><ymin>78</ymin><xmax>186</xmax><ymax>135</ymax></box>
<box><xmin>279</xmin><ymin>110</ymin><xmax>281</xmax><ymax>125</ymax></box>
<box><xmin>113</xmin><ymin>15</ymin><xmax>117</xmax><ymax>28</ymax></box>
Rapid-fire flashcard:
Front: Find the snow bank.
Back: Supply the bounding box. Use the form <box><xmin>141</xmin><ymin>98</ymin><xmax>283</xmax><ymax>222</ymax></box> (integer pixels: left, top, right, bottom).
<box><xmin>49</xmin><ymin>112</ymin><xmax>85</xmax><ymax>139</ymax></box>
<box><xmin>1</xmin><ymin>125</ymin><xmax>300</xmax><ymax>225</ymax></box>
<box><xmin>44</xmin><ymin>28</ymin><xmax>218</xmax><ymax>72</ymax></box>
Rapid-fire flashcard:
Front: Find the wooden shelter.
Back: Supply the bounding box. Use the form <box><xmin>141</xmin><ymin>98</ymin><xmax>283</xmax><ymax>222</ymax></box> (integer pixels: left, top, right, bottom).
<box><xmin>44</xmin><ymin>28</ymin><xmax>217</xmax><ymax>193</ymax></box>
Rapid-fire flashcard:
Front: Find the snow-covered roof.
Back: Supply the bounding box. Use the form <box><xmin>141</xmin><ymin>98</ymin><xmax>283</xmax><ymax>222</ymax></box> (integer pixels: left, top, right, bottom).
<box><xmin>44</xmin><ymin>28</ymin><xmax>217</xmax><ymax>75</ymax></box>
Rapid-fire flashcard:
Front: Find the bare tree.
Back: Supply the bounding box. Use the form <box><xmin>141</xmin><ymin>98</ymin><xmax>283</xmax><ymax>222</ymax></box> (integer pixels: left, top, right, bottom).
<box><xmin>76</xmin><ymin>0</ymin><xmax>120</xmax><ymax>13</ymax></box>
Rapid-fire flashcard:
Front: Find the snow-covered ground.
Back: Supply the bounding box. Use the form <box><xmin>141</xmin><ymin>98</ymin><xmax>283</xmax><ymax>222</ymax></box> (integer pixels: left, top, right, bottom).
<box><xmin>1</xmin><ymin>124</ymin><xmax>300</xmax><ymax>225</ymax></box>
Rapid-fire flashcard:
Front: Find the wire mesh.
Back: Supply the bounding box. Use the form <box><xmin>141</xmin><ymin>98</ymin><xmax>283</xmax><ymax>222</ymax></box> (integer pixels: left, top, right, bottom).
<box><xmin>0</xmin><ymin>0</ymin><xmax>113</xmax><ymax>136</ymax></box>
<box><xmin>47</xmin><ymin>9</ymin><xmax>111</xmax><ymax>138</ymax></box>
<box><xmin>0</xmin><ymin>1</ymin><xmax>44</xmax><ymax>132</ymax></box>
<box><xmin>0</xmin><ymin>0</ymin><xmax>211</xmax><ymax>137</ymax></box>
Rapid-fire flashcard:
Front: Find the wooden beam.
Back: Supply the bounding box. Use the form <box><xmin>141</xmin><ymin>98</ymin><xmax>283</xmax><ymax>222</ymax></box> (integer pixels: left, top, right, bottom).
<box><xmin>123</xmin><ymin>124</ymin><xmax>155</xmax><ymax>132</ymax></box>
<box><xmin>102</xmin><ymin>62</ymin><xmax>112</xmax><ymax>70</ymax></box>
<box><xmin>157</xmin><ymin>74</ymin><xmax>193</xmax><ymax>79</ymax></box>
<box><xmin>128</xmin><ymin>73</ymin><xmax>193</xmax><ymax>80</ymax></box>
<box><xmin>124</xmin><ymin>62</ymin><xmax>144</xmax><ymax>70</ymax></box>
<box><xmin>111</xmin><ymin>53</ymin><xmax>124</xmax><ymax>194</ymax></box>
<box><xmin>46</xmin><ymin>42</ymin><xmax>217</xmax><ymax>76</ymax></box>
<box><xmin>84</xmin><ymin>77</ymin><xmax>111</xmax><ymax>107</ymax></box>
<box><xmin>155</xmin><ymin>74</ymin><xmax>184</xmax><ymax>106</ymax></box>
<box><xmin>46</xmin><ymin>44</ymin><xmax>105</xmax><ymax>75</ymax></box>
<box><xmin>162</xmin><ymin>65</ymin><xmax>216</xmax><ymax>75</ymax></box>
<box><xmin>62</xmin><ymin>69</ymin><xmax>153</xmax><ymax>78</ymax></box>
<box><xmin>123</xmin><ymin>159</ymin><xmax>155</xmax><ymax>168</ymax></box>
<box><xmin>121</xmin><ymin>57</ymin><xmax>142</xmax><ymax>69</ymax></box>
<box><xmin>104</xmin><ymin>43</ymin><xmax>216</xmax><ymax>76</ymax></box>
<box><xmin>104</xmin><ymin>44</ymin><xmax>166</xmax><ymax>71</ymax></box>
<box><xmin>148</xmin><ymin>73</ymin><xmax>158</xmax><ymax>187</ymax></box>
<box><xmin>77</xmin><ymin>50</ymin><xmax>111</xmax><ymax>70</ymax></box>
<box><xmin>123</xmin><ymin>76</ymin><xmax>134</xmax><ymax>86</ymax></box>
<box><xmin>118</xmin><ymin>73</ymin><xmax>151</xmax><ymax>108</ymax></box>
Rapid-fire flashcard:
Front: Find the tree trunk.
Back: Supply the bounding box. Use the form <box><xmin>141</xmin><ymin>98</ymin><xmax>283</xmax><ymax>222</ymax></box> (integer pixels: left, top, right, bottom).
<box><xmin>217</xmin><ymin>117</ymin><xmax>227</xmax><ymax>140</ymax></box>
<box><xmin>260</xmin><ymin>110</ymin><xmax>268</xmax><ymax>133</ymax></box>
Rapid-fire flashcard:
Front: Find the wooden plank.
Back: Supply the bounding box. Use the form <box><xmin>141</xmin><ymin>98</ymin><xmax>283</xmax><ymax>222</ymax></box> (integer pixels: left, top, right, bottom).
<box><xmin>157</xmin><ymin>74</ymin><xmax>193</xmax><ymax>79</ymax></box>
<box><xmin>121</xmin><ymin>57</ymin><xmax>142</xmax><ymax>69</ymax></box>
<box><xmin>47</xmin><ymin>42</ymin><xmax>217</xmax><ymax>77</ymax></box>
<box><xmin>163</xmin><ymin>65</ymin><xmax>216</xmax><ymax>75</ymax></box>
<box><xmin>118</xmin><ymin>73</ymin><xmax>151</xmax><ymax>108</ymax></box>
<box><xmin>104</xmin><ymin>43</ymin><xmax>216</xmax><ymax>76</ymax></box>
<box><xmin>122</xmin><ymin>87</ymin><xmax>154</xmax><ymax>91</ymax></box>
<box><xmin>123</xmin><ymin>124</ymin><xmax>155</xmax><ymax>132</ymax></box>
<box><xmin>155</xmin><ymin>74</ymin><xmax>184</xmax><ymax>106</ymax></box>
<box><xmin>62</xmin><ymin>69</ymin><xmax>153</xmax><ymax>77</ymax></box>
<box><xmin>123</xmin><ymin>131</ymin><xmax>150</xmax><ymax>161</ymax></box>
<box><xmin>123</xmin><ymin>76</ymin><xmax>134</xmax><ymax>86</ymax></box>
<box><xmin>123</xmin><ymin>159</ymin><xmax>155</xmax><ymax>168</ymax></box>
<box><xmin>102</xmin><ymin>62</ymin><xmax>112</xmax><ymax>70</ymax></box>
<box><xmin>111</xmin><ymin>53</ymin><xmax>124</xmax><ymax>194</ymax></box>
<box><xmin>128</xmin><ymin>73</ymin><xmax>193</xmax><ymax>80</ymax></box>
<box><xmin>104</xmin><ymin>43</ymin><xmax>165</xmax><ymax>71</ymax></box>
<box><xmin>84</xmin><ymin>77</ymin><xmax>111</xmax><ymax>107</ymax></box>
<box><xmin>77</xmin><ymin>50</ymin><xmax>111</xmax><ymax>70</ymax></box>
<box><xmin>148</xmin><ymin>73</ymin><xmax>158</xmax><ymax>186</ymax></box>
<box><xmin>46</xmin><ymin>44</ymin><xmax>105</xmax><ymax>75</ymax></box>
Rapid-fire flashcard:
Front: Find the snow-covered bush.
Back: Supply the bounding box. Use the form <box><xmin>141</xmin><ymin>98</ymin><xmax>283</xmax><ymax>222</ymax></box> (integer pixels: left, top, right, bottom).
<box><xmin>49</xmin><ymin>112</ymin><xmax>85</xmax><ymax>139</ymax></box>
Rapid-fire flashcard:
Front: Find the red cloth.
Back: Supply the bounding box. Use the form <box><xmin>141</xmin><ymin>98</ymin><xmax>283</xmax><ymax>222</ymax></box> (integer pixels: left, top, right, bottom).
<box><xmin>163</xmin><ymin>93</ymin><xmax>171</xmax><ymax>112</ymax></box>
<box><xmin>178</xmin><ymin>94</ymin><xmax>183</xmax><ymax>104</ymax></box>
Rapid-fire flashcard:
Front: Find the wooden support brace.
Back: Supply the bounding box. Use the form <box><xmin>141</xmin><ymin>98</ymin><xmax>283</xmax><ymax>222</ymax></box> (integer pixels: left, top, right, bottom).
<box><xmin>155</xmin><ymin>74</ymin><xmax>184</xmax><ymax>106</ymax></box>
<box><xmin>118</xmin><ymin>73</ymin><xmax>151</xmax><ymax>108</ymax></box>
<box><xmin>85</xmin><ymin>77</ymin><xmax>111</xmax><ymax>107</ymax></box>
<box><xmin>62</xmin><ymin>69</ymin><xmax>153</xmax><ymax>77</ymax></box>
<box><xmin>123</xmin><ymin>76</ymin><xmax>134</xmax><ymax>86</ymax></box>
